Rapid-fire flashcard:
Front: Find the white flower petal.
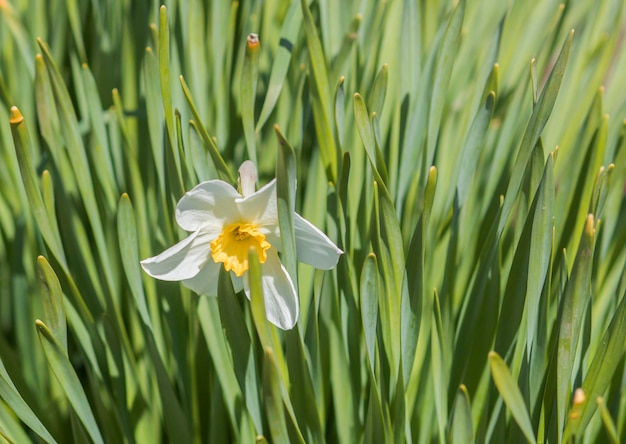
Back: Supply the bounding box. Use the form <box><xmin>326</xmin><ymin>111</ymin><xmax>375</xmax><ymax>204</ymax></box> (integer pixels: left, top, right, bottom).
<box><xmin>294</xmin><ymin>213</ymin><xmax>343</xmax><ymax>269</ymax></box>
<box><xmin>236</xmin><ymin>179</ymin><xmax>278</xmax><ymax>227</ymax></box>
<box><xmin>244</xmin><ymin>250</ymin><xmax>298</xmax><ymax>330</ymax></box>
<box><xmin>176</xmin><ymin>180</ymin><xmax>241</xmax><ymax>232</ymax></box>
<box><xmin>140</xmin><ymin>230</ymin><xmax>213</xmax><ymax>280</ymax></box>
<box><xmin>182</xmin><ymin>262</ymin><xmax>220</xmax><ymax>296</ymax></box>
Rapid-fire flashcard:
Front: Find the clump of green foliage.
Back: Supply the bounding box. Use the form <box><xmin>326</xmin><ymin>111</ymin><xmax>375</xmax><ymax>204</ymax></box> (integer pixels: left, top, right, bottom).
<box><xmin>1</xmin><ymin>0</ymin><xmax>625</xmax><ymax>442</ymax></box>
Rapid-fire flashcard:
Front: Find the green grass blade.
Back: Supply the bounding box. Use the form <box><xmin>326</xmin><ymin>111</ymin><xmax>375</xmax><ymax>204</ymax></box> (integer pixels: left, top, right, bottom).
<box><xmin>557</xmin><ymin>215</ymin><xmax>596</xmax><ymax>437</ymax></box>
<box><xmin>498</xmin><ymin>30</ymin><xmax>573</xmax><ymax>237</ymax></box>
<box><xmin>36</xmin><ymin>256</ymin><xmax>67</xmax><ymax>354</ymax></box>
<box><xmin>489</xmin><ymin>351</ymin><xmax>536</xmax><ymax>444</ymax></box>
<box><xmin>256</xmin><ymin>1</ymin><xmax>302</xmax><ymax>131</ymax></box>
<box><xmin>275</xmin><ymin>125</ymin><xmax>298</xmax><ymax>288</ymax></box>
<box><xmin>241</xmin><ymin>34</ymin><xmax>260</xmax><ymax>164</ymax></box>
<box><xmin>300</xmin><ymin>0</ymin><xmax>338</xmax><ymax>182</ymax></box>
<box><xmin>563</xmin><ymin>286</ymin><xmax>626</xmax><ymax>442</ymax></box>
<box><xmin>449</xmin><ymin>385</ymin><xmax>474</xmax><ymax>444</ymax></box>
<box><xmin>360</xmin><ymin>253</ymin><xmax>379</xmax><ymax>372</ymax></box>
<box><xmin>0</xmin><ymin>356</ymin><xmax>57</xmax><ymax>444</ymax></box>
<box><xmin>9</xmin><ymin>107</ymin><xmax>66</xmax><ymax>267</ymax></box>
<box><xmin>35</xmin><ymin>320</ymin><xmax>103</xmax><ymax>444</ymax></box>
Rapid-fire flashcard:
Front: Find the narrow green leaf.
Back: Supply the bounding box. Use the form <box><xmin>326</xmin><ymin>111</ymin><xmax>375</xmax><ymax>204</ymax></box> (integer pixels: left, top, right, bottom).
<box><xmin>197</xmin><ymin>297</ymin><xmax>257</xmax><ymax>441</ymax></box>
<box><xmin>557</xmin><ymin>215</ymin><xmax>595</xmax><ymax>437</ymax></box>
<box><xmin>300</xmin><ymin>0</ymin><xmax>338</xmax><ymax>182</ymax></box>
<box><xmin>494</xmin><ymin>150</ymin><xmax>554</xmax><ymax>356</ymax></box>
<box><xmin>369</xmin><ymin>64</ymin><xmax>388</xmax><ymax>115</ymax></box>
<box><xmin>143</xmin><ymin>47</ymin><xmax>166</xmax><ymax>193</ymax></box>
<box><xmin>81</xmin><ymin>63</ymin><xmax>117</xmax><ymax>210</ymax></box>
<box><xmin>37</xmin><ymin>256</ymin><xmax>67</xmax><ymax>354</ymax></box>
<box><xmin>36</xmin><ymin>320</ymin><xmax>103</xmax><ymax>444</ymax></box>
<box><xmin>275</xmin><ymin>125</ymin><xmax>297</xmax><ymax>288</ymax></box>
<box><xmin>216</xmin><ymin>268</ymin><xmax>263</xmax><ymax>433</ymax></box>
<box><xmin>563</xmin><ymin>286</ymin><xmax>626</xmax><ymax>442</ymax></box>
<box><xmin>9</xmin><ymin>106</ymin><xmax>66</xmax><ymax>267</ymax></box>
<box><xmin>596</xmin><ymin>397</ymin><xmax>620</xmax><ymax>444</ymax></box>
<box><xmin>456</xmin><ymin>83</ymin><xmax>496</xmax><ymax>205</ymax></box>
<box><xmin>158</xmin><ymin>6</ymin><xmax>180</xmax><ymax>177</ymax></box>
<box><xmin>0</xmin><ymin>357</ymin><xmax>57</xmax><ymax>444</ymax></box>
<box><xmin>449</xmin><ymin>385</ymin><xmax>474</xmax><ymax>444</ymax></box>
<box><xmin>354</xmin><ymin>93</ymin><xmax>388</xmax><ymax>186</ymax></box>
<box><xmin>426</xmin><ymin>0</ymin><xmax>466</xmax><ymax>168</ymax></box>
<box><xmin>488</xmin><ymin>351</ymin><xmax>537</xmax><ymax>444</ymax></box>
<box><xmin>256</xmin><ymin>0</ymin><xmax>302</xmax><ymax>130</ymax></box>
<box><xmin>241</xmin><ymin>34</ymin><xmax>260</xmax><ymax>164</ymax></box>
<box><xmin>117</xmin><ymin>194</ymin><xmax>151</xmax><ymax>328</ymax></box>
<box><xmin>262</xmin><ymin>348</ymin><xmax>290</xmax><ymax>444</ymax></box>
<box><xmin>360</xmin><ymin>253</ymin><xmax>379</xmax><ymax>372</ymax></box>
<box><xmin>179</xmin><ymin>75</ymin><xmax>235</xmax><ymax>183</ymax></box>
<box><xmin>431</xmin><ymin>290</ymin><xmax>447</xmax><ymax>443</ymax></box>
<box><xmin>498</xmin><ymin>30</ymin><xmax>573</xmax><ymax>237</ymax></box>
<box><xmin>249</xmin><ymin>249</ymin><xmax>272</xmax><ymax>349</ymax></box>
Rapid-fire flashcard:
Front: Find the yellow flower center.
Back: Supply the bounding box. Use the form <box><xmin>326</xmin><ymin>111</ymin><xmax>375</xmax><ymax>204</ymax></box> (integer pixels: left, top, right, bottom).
<box><xmin>210</xmin><ymin>223</ymin><xmax>270</xmax><ymax>276</ymax></box>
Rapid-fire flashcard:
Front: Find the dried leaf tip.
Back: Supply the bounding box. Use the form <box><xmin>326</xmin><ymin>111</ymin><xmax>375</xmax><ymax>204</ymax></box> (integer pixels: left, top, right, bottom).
<box><xmin>247</xmin><ymin>33</ymin><xmax>260</xmax><ymax>49</ymax></box>
<box><xmin>573</xmin><ymin>388</ymin><xmax>586</xmax><ymax>406</ymax></box>
<box><xmin>9</xmin><ymin>106</ymin><xmax>24</xmax><ymax>124</ymax></box>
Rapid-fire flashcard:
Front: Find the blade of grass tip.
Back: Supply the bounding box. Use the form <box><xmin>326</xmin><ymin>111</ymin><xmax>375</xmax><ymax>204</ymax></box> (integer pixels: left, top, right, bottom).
<box><xmin>498</xmin><ymin>30</ymin><xmax>573</xmax><ymax>238</ymax></box>
<box><xmin>35</xmin><ymin>320</ymin><xmax>104</xmax><ymax>444</ymax></box>
<box><xmin>426</xmin><ymin>0</ymin><xmax>466</xmax><ymax>170</ymax></box>
<box><xmin>596</xmin><ymin>397</ymin><xmax>620</xmax><ymax>444</ymax></box>
<box><xmin>334</xmin><ymin>77</ymin><xmax>346</xmax><ymax>150</ymax></box>
<box><xmin>0</xmin><ymin>357</ymin><xmax>57</xmax><ymax>444</ymax></box>
<box><xmin>180</xmin><ymin>75</ymin><xmax>235</xmax><ymax>183</ymax></box>
<box><xmin>449</xmin><ymin>385</ymin><xmax>474</xmax><ymax>444</ymax></box>
<box><xmin>241</xmin><ymin>34</ymin><xmax>260</xmax><ymax>164</ymax></box>
<box><xmin>368</xmin><ymin>64</ymin><xmax>388</xmax><ymax>116</ymax></box>
<box><xmin>562</xmin><ymin>286</ymin><xmax>626</xmax><ymax>442</ymax></box>
<box><xmin>364</xmin><ymin>378</ymin><xmax>388</xmax><ymax>444</ymax></box>
<box><xmin>275</xmin><ymin>125</ymin><xmax>297</xmax><ymax>287</ymax></box>
<box><xmin>488</xmin><ymin>351</ymin><xmax>537</xmax><ymax>444</ymax></box>
<box><xmin>300</xmin><ymin>0</ymin><xmax>338</xmax><ymax>183</ymax></box>
<box><xmin>557</xmin><ymin>215</ymin><xmax>595</xmax><ymax>439</ymax></box>
<box><xmin>360</xmin><ymin>253</ymin><xmax>379</xmax><ymax>373</ymax></box>
<box><xmin>354</xmin><ymin>93</ymin><xmax>386</xmax><ymax>186</ymax></box>
<box><xmin>37</xmin><ymin>256</ymin><xmax>67</xmax><ymax>354</ymax></box>
<box><xmin>256</xmin><ymin>0</ymin><xmax>302</xmax><ymax>131</ymax></box>
<box><xmin>456</xmin><ymin>80</ymin><xmax>497</xmax><ymax>206</ymax></box>
<box><xmin>371</xmin><ymin>113</ymin><xmax>390</xmax><ymax>187</ymax></box>
<box><xmin>9</xmin><ymin>106</ymin><xmax>67</xmax><ymax>268</ymax></box>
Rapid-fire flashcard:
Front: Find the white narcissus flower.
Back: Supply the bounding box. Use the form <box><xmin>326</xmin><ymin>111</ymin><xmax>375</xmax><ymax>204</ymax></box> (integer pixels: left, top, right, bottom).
<box><xmin>141</xmin><ymin>161</ymin><xmax>343</xmax><ymax>330</ymax></box>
